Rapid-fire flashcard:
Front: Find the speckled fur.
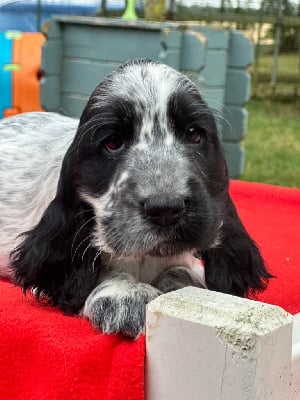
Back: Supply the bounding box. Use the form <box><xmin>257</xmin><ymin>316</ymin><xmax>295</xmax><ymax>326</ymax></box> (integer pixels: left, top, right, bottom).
<box><xmin>0</xmin><ymin>112</ymin><xmax>78</xmax><ymax>276</ymax></box>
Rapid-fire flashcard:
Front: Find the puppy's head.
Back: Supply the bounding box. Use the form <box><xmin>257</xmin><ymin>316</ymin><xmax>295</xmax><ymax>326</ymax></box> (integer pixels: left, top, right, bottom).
<box><xmin>11</xmin><ymin>60</ymin><xmax>271</xmax><ymax>311</ymax></box>
<box><xmin>73</xmin><ymin>59</ymin><xmax>228</xmax><ymax>259</ymax></box>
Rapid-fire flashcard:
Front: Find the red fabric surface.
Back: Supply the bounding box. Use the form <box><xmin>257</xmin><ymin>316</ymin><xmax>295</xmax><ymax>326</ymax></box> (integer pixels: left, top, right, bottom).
<box><xmin>229</xmin><ymin>180</ymin><xmax>300</xmax><ymax>314</ymax></box>
<box><xmin>0</xmin><ymin>281</ymin><xmax>145</xmax><ymax>400</ymax></box>
<box><xmin>0</xmin><ymin>180</ymin><xmax>299</xmax><ymax>400</ymax></box>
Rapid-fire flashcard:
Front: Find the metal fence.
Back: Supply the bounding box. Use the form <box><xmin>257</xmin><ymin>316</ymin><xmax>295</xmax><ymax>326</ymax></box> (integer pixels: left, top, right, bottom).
<box><xmin>169</xmin><ymin>0</ymin><xmax>300</xmax><ymax>101</ymax></box>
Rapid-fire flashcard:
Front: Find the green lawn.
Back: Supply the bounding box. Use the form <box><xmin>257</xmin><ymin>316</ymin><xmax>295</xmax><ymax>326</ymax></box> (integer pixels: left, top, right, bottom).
<box><xmin>241</xmin><ymin>99</ymin><xmax>300</xmax><ymax>188</ymax></box>
<box><xmin>252</xmin><ymin>53</ymin><xmax>299</xmax><ymax>83</ymax></box>
<box><xmin>251</xmin><ymin>53</ymin><xmax>300</xmax><ymax>100</ymax></box>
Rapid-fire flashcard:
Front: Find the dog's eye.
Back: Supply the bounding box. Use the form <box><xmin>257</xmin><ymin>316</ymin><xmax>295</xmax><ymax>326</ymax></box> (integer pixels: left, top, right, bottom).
<box><xmin>185</xmin><ymin>126</ymin><xmax>206</xmax><ymax>144</ymax></box>
<box><xmin>103</xmin><ymin>134</ymin><xmax>124</xmax><ymax>152</ymax></box>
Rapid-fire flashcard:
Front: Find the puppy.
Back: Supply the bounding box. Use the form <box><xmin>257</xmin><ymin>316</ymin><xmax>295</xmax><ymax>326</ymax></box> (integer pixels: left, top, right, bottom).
<box><xmin>0</xmin><ymin>59</ymin><xmax>271</xmax><ymax>337</ymax></box>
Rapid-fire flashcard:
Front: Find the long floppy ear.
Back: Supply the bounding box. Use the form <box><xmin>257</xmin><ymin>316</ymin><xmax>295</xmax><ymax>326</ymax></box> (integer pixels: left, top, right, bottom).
<box><xmin>203</xmin><ymin>196</ymin><xmax>272</xmax><ymax>297</ymax></box>
<box><xmin>10</xmin><ymin>148</ymin><xmax>100</xmax><ymax>314</ymax></box>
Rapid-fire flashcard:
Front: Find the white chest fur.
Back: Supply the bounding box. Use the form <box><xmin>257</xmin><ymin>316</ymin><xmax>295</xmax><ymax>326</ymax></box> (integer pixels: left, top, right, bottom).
<box><xmin>102</xmin><ymin>251</ymin><xmax>206</xmax><ymax>288</ymax></box>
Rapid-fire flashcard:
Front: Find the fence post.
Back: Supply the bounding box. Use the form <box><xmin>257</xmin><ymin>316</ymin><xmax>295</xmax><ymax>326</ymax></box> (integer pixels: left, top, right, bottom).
<box><xmin>145</xmin><ymin>287</ymin><xmax>293</xmax><ymax>400</ymax></box>
<box><xmin>271</xmin><ymin>0</ymin><xmax>283</xmax><ymax>97</ymax></box>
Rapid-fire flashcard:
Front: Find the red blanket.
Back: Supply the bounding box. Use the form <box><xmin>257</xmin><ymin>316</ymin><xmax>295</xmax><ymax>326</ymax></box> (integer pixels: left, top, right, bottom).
<box><xmin>0</xmin><ymin>180</ymin><xmax>299</xmax><ymax>400</ymax></box>
<box><xmin>0</xmin><ymin>281</ymin><xmax>145</xmax><ymax>400</ymax></box>
<box><xmin>229</xmin><ymin>180</ymin><xmax>300</xmax><ymax>314</ymax></box>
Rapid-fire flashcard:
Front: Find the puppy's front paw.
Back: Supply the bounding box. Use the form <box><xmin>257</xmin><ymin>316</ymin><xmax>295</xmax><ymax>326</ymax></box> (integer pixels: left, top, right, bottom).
<box><xmin>82</xmin><ymin>279</ymin><xmax>161</xmax><ymax>338</ymax></box>
<box><xmin>152</xmin><ymin>265</ymin><xmax>206</xmax><ymax>293</ymax></box>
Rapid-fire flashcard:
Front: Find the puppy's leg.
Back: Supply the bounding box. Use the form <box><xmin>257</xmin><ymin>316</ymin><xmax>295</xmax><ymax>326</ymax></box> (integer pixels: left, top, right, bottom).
<box><xmin>152</xmin><ymin>266</ymin><xmax>206</xmax><ymax>293</ymax></box>
<box><xmin>82</xmin><ymin>273</ymin><xmax>161</xmax><ymax>338</ymax></box>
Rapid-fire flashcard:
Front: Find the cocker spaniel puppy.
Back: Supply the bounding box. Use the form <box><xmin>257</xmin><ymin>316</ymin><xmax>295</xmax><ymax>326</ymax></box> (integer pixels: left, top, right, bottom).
<box><xmin>0</xmin><ymin>59</ymin><xmax>271</xmax><ymax>337</ymax></box>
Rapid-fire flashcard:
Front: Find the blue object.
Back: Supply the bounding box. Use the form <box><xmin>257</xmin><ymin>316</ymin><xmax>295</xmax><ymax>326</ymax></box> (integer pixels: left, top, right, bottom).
<box><xmin>0</xmin><ymin>1</ymin><xmax>102</xmax><ymax>32</ymax></box>
<box><xmin>0</xmin><ymin>32</ymin><xmax>12</xmax><ymax>117</ymax></box>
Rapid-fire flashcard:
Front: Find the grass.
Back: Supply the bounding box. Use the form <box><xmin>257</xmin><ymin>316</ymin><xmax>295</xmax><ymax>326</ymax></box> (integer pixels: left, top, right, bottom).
<box><xmin>241</xmin><ymin>52</ymin><xmax>300</xmax><ymax>188</ymax></box>
<box><xmin>241</xmin><ymin>99</ymin><xmax>300</xmax><ymax>188</ymax></box>
<box><xmin>253</xmin><ymin>53</ymin><xmax>299</xmax><ymax>82</ymax></box>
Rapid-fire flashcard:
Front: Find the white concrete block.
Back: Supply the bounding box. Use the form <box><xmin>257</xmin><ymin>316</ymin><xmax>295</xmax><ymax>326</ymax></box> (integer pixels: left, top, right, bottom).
<box><xmin>146</xmin><ymin>287</ymin><xmax>293</xmax><ymax>400</ymax></box>
<box><xmin>291</xmin><ymin>313</ymin><xmax>300</xmax><ymax>400</ymax></box>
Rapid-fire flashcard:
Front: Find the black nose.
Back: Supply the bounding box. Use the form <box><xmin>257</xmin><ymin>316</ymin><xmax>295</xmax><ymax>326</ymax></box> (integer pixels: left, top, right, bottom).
<box><xmin>143</xmin><ymin>196</ymin><xmax>185</xmax><ymax>227</ymax></box>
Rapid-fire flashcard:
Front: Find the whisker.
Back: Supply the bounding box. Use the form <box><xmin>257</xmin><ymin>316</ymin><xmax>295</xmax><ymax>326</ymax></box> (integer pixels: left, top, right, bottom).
<box><xmin>74</xmin><ymin>208</ymin><xmax>94</xmax><ymax>218</ymax></box>
<box><xmin>71</xmin><ymin>216</ymin><xmax>96</xmax><ymax>256</ymax></box>
<box><xmin>71</xmin><ymin>234</ymin><xmax>93</xmax><ymax>264</ymax></box>
<box><xmin>92</xmin><ymin>250</ymin><xmax>102</xmax><ymax>272</ymax></box>
<box><xmin>82</xmin><ymin>243</ymin><xmax>92</xmax><ymax>264</ymax></box>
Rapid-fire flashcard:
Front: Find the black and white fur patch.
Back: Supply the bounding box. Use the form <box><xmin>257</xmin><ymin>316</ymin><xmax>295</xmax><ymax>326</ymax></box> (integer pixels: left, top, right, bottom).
<box><xmin>0</xmin><ymin>59</ymin><xmax>271</xmax><ymax>337</ymax></box>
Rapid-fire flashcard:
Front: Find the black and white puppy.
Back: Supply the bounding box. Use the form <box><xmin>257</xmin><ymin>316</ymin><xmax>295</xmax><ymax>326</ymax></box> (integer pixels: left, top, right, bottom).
<box><xmin>0</xmin><ymin>59</ymin><xmax>271</xmax><ymax>337</ymax></box>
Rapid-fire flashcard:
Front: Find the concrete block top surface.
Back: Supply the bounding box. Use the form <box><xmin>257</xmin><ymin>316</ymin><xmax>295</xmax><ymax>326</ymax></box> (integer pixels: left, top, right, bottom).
<box><xmin>148</xmin><ymin>287</ymin><xmax>293</xmax><ymax>353</ymax></box>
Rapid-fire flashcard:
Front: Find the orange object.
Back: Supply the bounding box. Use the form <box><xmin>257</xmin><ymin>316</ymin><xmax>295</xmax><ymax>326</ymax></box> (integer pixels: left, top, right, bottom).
<box><xmin>3</xmin><ymin>108</ymin><xmax>19</xmax><ymax>118</ymax></box>
<box><xmin>9</xmin><ymin>32</ymin><xmax>45</xmax><ymax>116</ymax></box>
